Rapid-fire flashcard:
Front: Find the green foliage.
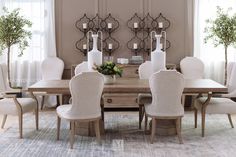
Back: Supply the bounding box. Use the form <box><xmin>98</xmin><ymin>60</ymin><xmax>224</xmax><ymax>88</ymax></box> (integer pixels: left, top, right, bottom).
<box><xmin>0</xmin><ymin>7</ymin><xmax>32</xmax><ymax>56</ymax></box>
<box><xmin>204</xmin><ymin>6</ymin><xmax>236</xmax><ymax>48</ymax></box>
<box><xmin>96</xmin><ymin>61</ymin><xmax>123</xmax><ymax>77</ymax></box>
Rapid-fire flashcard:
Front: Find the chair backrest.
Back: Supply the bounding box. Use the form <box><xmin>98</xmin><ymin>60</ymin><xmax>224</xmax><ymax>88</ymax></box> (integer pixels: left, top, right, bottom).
<box><xmin>149</xmin><ymin>70</ymin><xmax>184</xmax><ymax>117</ymax></box>
<box><xmin>41</xmin><ymin>57</ymin><xmax>64</xmax><ymax>80</ymax></box>
<box><xmin>74</xmin><ymin>61</ymin><xmax>89</xmax><ymax>75</ymax></box>
<box><xmin>180</xmin><ymin>57</ymin><xmax>204</xmax><ymax>79</ymax></box>
<box><xmin>138</xmin><ymin>61</ymin><xmax>152</xmax><ymax>79</ymax></box>
<box><xmin>227</xmin><ymin>62</ymin><xmax>236</xmax><ymax>93</ymax></box>
<box><xmin>0</xmin><ymin>64</ymin><xmax>12</xmax><ymax>91</ymax></box>
<box><xmin>69</xmin><ymin>72</ymin><xmax>104</xmax><ymax>119</ymax></box>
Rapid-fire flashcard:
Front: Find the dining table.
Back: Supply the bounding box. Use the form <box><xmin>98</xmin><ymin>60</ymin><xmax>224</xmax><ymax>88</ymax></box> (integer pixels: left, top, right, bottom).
<box><xmin>28</xmin><ymin>78</ymin><xmax>227</xmax><ymax>137</ymax></box>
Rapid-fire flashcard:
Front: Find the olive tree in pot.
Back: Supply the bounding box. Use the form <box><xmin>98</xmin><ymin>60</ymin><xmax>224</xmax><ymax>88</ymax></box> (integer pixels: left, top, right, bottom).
<box><xmin>204</xmin><ymin>6</ymin><xmax>236</xmax><ymax>85</ymax></box>
<box><xmin>0</xmin><ymin>7</ymin><xmax>32</xmax><ymax>88</ymax></box>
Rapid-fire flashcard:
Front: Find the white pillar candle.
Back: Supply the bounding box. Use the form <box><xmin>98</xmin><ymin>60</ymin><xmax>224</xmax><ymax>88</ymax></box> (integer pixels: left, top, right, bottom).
<box><xmin>133</xmin><ymin>43</ymin><xmax>138</xmax><ymax>49</ymax></box>
<box><xmin>82</xmin><ymin>23</ymin><xmax>87</xmax><ymax>29</ymax></box>
<box><xmin>158</xmin><ymin>22</ymin><xmax>163</xmax><ymax>28</ymax></box>
<box><xmin>108</xmin><ymin>23</ymin><xmax>112</xmax><ymax>29</ymax></box>
<box><xmin>133</xmin><ymin>22</ymin><xmax>138</xmax><ymax>28</ymax></box>
<box><xmin>83</xmin><ymin>44</ymin><xmax>87</xmax><ymax>50</ymax></box>
<box><xmin>108</xmin><ymin>43</ymin><xmax>113</xmax><ymax>50</ymax></box>
<box><xmin>160</xmin><ymin>43</ymin><xmax>163</xmax><ymax>49</ymax></box>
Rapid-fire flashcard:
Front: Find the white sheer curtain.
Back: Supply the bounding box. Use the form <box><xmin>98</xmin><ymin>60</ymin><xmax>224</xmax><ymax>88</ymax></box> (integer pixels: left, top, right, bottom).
<box><xmin>0</xmin><ymin>0</ymin><xmax>56</xmax><ymax>88</ymax></box>
<box><xmin>194</xmin><ymin>0</ymin><xmax>236</xmax><ymax>84</ymax></box>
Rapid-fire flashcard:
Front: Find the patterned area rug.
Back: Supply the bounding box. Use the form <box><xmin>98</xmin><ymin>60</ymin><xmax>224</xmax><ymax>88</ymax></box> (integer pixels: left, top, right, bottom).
<box><xmin>0</xmin><ymin>111</ymin><xmax>236</xmax><ymax>157</ymax></box>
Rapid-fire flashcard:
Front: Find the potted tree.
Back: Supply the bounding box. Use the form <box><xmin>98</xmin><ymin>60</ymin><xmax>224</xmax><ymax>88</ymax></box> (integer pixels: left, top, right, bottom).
<box><xmin>204</xmin><ymin>6</ymin><xmax>236</xmax><ymax>85</ymax></box>
<box><xmin>0</xmin><ymin>7</ymin><xmax>32</xmax><ymax>88</ymax></box>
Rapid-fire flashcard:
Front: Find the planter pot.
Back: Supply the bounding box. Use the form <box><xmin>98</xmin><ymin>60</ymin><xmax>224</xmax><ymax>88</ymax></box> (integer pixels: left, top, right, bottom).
<box><xmin>103</xmin><ymin>75</ymin><xmax>116</xmax><ymax>84</ymax></box>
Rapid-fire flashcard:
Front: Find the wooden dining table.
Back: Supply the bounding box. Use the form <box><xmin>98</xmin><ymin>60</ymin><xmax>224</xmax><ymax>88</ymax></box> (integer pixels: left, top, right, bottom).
<box><xmin>28</xmin><ymin>78</ymin><xmax>227</xmax><ymax>137</ymax></box>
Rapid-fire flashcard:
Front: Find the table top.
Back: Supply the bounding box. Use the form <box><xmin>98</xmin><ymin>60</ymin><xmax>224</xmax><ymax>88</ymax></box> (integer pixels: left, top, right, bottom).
<box><xmin>28</xmin><ymin>78</ymin><xmax>227</xmax><ymax>94</ymax></box>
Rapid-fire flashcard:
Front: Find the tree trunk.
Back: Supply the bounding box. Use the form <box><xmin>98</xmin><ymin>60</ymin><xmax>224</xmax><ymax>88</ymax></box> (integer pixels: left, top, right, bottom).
<box><xmin>7</xmin><ymin>46</ymin><xmax>12</xmax><ymax>88</ymax></box>
<box><xmin>224</xmin><ymin>45</ymin><xmax>228</xmax><ymax>86</ymax></box>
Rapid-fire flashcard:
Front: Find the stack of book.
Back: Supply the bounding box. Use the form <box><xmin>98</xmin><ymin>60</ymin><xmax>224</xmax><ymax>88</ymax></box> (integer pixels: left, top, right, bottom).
<box><xmin>129</xmin><ymin>56</ymin><xmax>143</xmax><ymax>65</ymax></box>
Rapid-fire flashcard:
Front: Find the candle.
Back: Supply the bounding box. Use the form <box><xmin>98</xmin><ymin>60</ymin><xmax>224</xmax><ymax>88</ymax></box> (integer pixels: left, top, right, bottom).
<box><xmin>160</xmin><ymin>43</ymin><xmax>163</xmax><ymax>49</ymax></box>
<box><xmin>83</xmin><ymin>44</ymin><xmax>87</xmax><ymax>50</ymax></box>
<box><xmin>134</xmin><ymin>22</ymin><xmax>138</xmax><ymax>28</ymax></box>
<box><xmin>133</xmin><ymin>43</ymin><xmax>138</xmax><ymax>49</ymax></box>
<box><xmin>108</xmin><ymin>43</ymin><xmax>113</xmax><ymax>50</ymax></box>
<box><xmin>158</xmin><ymin>22</ymin><xmax>163</xmax><ymax>28</ymax></box>
<box><xmin>108</xmin><ymin>23</ymin><xmax>112</xmax><ymax>29</ymax></box>
<box><xmin>82</xmin><ymin>23</ymin><xmax>87</xmax><ymax>29</ymax></box>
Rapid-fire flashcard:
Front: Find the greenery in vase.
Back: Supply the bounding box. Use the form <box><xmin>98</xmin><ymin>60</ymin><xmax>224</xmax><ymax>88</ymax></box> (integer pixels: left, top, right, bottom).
<box><xmin>0</xmin><ymin>7</ymin><xmax>32</xmax><ymax>87</ymax></box>
<box><xmin>96</xmin><ymin>61</ymin><xmax>123</xmax><ymax>77</ymax></box>
<box><xmin>204</xmin><ymin>6</ymin><xmax>236</xmax><ymax>85</ymax></box>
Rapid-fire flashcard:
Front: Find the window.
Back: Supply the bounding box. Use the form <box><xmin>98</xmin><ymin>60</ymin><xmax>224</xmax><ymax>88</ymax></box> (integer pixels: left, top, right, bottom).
<box><xmin>194</xmin><ymin>0</ymin><xmax>236</xmax><ymax>83</ymax></box>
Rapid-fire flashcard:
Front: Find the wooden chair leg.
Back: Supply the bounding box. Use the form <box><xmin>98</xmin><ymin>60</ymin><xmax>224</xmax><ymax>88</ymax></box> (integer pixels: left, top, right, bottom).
<box><xmin>194</xmin><ymin>108</ymin><xmax>198</xmax><ymax>128</ymax></box>
<box><xmin>101</xmin><ymin>104</ymin><xmax>104</xmax><ymax>121</ymax></box>
<box><xmin>57</xmin><ymin>116</ymin><xmax>61</xmax><ymax>140</ymax></box>
<box><xmin>181</xmin><ymin>95</ymin><xmax>186</xmax><ymax>107</ymax></box>
<box><xmin>201</xmin><ymin>107</ymin><xmax>206</xmax><ymax>137</ymax></box>
<box><xmin>18</xmin><ymin>113</ymin><xmax>23</xmax><ymax>139</ymax></box>
<box><xmin>35</xmin><ymin>108</ymin><xmax>39</xmax><ymax>130</ymax></box>
<box><xmin>70</xmin><ymin>121</ymin><xmax>75</xmax><ymax>149</ymax></box>
<box><xmin>144</xmin><ymin>114</ymin><xmax>148</xmax><ymax>133</ymax></box>
<box><xmin>228</xmin><ymin>114</ymin><xmax>234</xmax><ymax>128</ymax></box>
<box><xmin>1</xmin><ymin>114</ymin><xmax>7</xmax><ymax>129</ymax></box>
<box><xmin>176</xmin><ymin>118</ymin><xmax>183</xmax><ymax>144</ymax></box>
<box><xmin>41</xmin><ymin>96</ymin><xmax>45</xmax><ymax>110</ymax></box>
<box><xmin>94</xmin><ymin>119</ymin><xmax>101</xmax><ymax>144</ymax></box>
<box><xmin>59</xmin><ymin>95</ymin><xmax>63</xmax><ymax>106</ymax></box>
<box><xmin>56</xmin><ymin>95</ymin><xmax>63</xmax><ymax>107</ymax></box>
<box><xmin>150</xmin><ymin>118</ymin><xmax>156</xmax><ymax>144</ymax></box>
<box><xmin>139</xmin><ymin>105</ymin><xmax>143</xmax><ymax>129</ymax></box>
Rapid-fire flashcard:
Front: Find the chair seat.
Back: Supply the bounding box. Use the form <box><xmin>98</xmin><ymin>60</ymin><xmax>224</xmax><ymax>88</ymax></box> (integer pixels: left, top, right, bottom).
<box><xmin>0</xmin><ymin>98</ymin><xmax>37</xmax><ymax>115</ymax></box>
<box><xmin>145</xmin><ymin>103</ymin><xmax>184</xmax><ymax>117</ymax></box>
<box><xmin>195</xmin><ymin>97</ymin><xmax>236</xmax><ymax>114</ymax></box>
<box><xmin>138</xmin><ymin>93</ymin><xmax>152</xmax><ymax>105</ymax></box>
<box><xmin>57</xmin><ymin>104</ymin><xmax>101</xmax><ymax>120</ymax></box>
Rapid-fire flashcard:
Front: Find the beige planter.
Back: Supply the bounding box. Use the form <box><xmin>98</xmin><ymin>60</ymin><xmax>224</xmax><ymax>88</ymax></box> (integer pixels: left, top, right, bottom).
<box><xmin>103</xmin><ymin>75</ymin><xmax>116</xmax><ymax>84</ymax></box>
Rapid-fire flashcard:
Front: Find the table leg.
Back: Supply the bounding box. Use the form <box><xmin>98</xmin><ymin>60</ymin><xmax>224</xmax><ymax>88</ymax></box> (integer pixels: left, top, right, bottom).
<box><xmin>201</xmin><ymin>93</ymin><xmax>212</xmax><ymax>137</ymax></box>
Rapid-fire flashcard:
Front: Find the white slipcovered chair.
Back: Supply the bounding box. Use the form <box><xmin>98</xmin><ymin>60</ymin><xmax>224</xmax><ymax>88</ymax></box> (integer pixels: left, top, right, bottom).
<box><xmin>138</xmin><ymin>61</ymin><xmax>152</xmax><ymax>79</ymax></box>
<box><xmin>180</xmin><ymin>57</ymin><xmax>204</xmax><ymax>108</ymax></box>
<box><xmin>137</xmin><ymin>61</ymin><xmax>153</xmax><ymax>129</ymax></box>
<box><xmin>222</xmin><ymin>62</ymin><xmax>236</xmax><ymax>98</ymax></box>
<box><xmin>74</xmin><ymin>61</ymin><xmax>89</xmax><ymax>75</ymax></box>
<box><xmin>39</xmin><ymin>57</ymin><xmax>64</xmax><ymax>109</ymax></box>
<box><xmin>194</xmin><ymin>62</ymin><xmax>236</xmax><ymax>137</ymax></box>
<box><xmin>56</xmin><ymin>72</ymin><xmax>104</xmax><ymax>149</ymax></box>
<box><xmin>0</xmin><ymin>64</ymin><xmax>21</xmax><ymax>94</ymax></box>
<box><xmin>144</xmin><ymin>70</ymin><xmax>185</xmax><ymax>144</ymax></box>
<box><xmin>0</xmin><ymin>64</ymin><xmax>38</xmax><ymax>138</ymax></box>
<box><xmin>180</xmin><ymin>57</ymin><xmax>204</xmax><ymax>79</ymax></box>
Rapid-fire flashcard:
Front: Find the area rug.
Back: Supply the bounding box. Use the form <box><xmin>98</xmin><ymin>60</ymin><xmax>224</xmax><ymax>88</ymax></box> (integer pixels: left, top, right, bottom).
<box><xmin>0</xmin><ymin>111</ymin><xmax>235</xmax><ymax>157</ymax></box>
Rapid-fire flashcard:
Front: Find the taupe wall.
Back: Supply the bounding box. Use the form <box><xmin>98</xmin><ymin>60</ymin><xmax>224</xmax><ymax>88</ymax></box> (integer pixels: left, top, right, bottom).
<box><xmin>55</xmin><ymin>0</ymin><xmax>194</xmax><ymax>78</ymax></box>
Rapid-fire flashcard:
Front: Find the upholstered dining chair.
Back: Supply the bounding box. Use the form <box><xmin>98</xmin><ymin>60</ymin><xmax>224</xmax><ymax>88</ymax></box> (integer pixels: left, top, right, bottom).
<box><xmin>180</xmin><ymin>57</ymin><xmax>204</xmax><ymax>79</ymax></box>
<box><xmin>194</xmin><ymin>62</ymin><xmax>236</xmax><ymax>137</ymax></box>
<box><xmin>222</xmin><ymin>62</ymin><xmax>236</xmax><ymax>98</ymax></box>
<box><xmin>74</xmin><ymin>61</ymin><xmax>89</xmax><ymax>75</ymax></box>
<box><xmin>138</xmin><ymin>61</ymin><xmax>152</xmax><ymax>79</ymax></box>
<box><xmin>137</xmin><ymin>61</ymin><xmax>152</xmax><ymax>129</ymax></box>
<box><xmin>180</xmin><ymin>57</ymin><xmax>205</xmax><ymax>108</ymax></box>
<box><xmin>0</xmin><ymin>64</ymin><xmax>21</xmax><ymax>94</ymax></box>
<box><xmin>39</xmin><ymin>57</ymin><xmax>64</xmax><ymax>110</ymax></box>
<box><xmin>144</xmin><ymin>70</ymin><xmax>185</xmax><ymax>144</ymax></box>
<box><xmin>56</xmin><ymin>72</ymin><xmax>104</xmax><ymax>149</ymax></box>
<box><xmin>0</xmin><ymin>64</ymin><xmax>39</xmax><ymax>138</ymax></box>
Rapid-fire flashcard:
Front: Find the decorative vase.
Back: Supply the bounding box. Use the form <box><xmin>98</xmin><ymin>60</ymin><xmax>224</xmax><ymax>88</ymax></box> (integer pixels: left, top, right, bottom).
<box><xmin>87</xmin><ymin>33</ymin><xmax>103</xmax><ymax>71</ymax></box>
<box><xmin>151</xmin><ymin>34</ymin><xmax>166</xmax><ymax>73</ymax></box>
<box><xmin>103</xmin><ymin>75</ymin><xmax>116</xmax><ymax>84</ymax></box>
